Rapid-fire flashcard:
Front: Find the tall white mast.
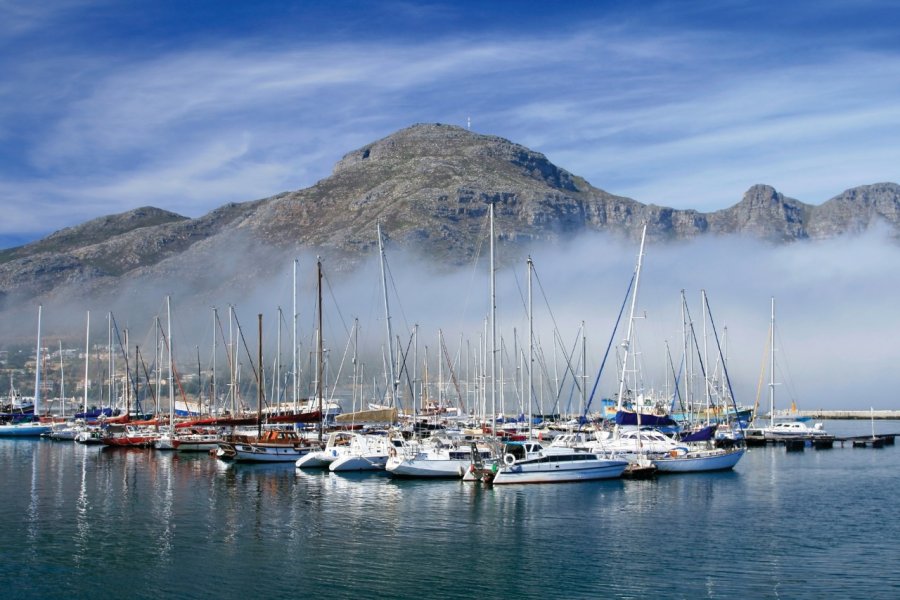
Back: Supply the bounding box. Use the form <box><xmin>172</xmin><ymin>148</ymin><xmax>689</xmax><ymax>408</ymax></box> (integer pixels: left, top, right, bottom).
<box><xmin>292</xmin><ymin>258</ymin><xmax>298</xmax><ymax>409</ymax></box>
<box><xmin>702</xmin><ymin>289</ymin><xmax>711</xmax><ymax>424</ymax></box>
<box><xmin>489</xmin><ymin>204</ymin><xmax>497</xmax><ymax>434</ymax></box>
<box><xmin>616</xmin><ymin>224</ymin><xmax>647</xmax><ymax>413</ymax></box>
<box><xmin>107</xmin><ymin>312</ymin><xmax>112</xmax><ymax>410</ymax></box>
<box><xmin>613</xmin><ymin>224</ymin><xmax>649</xmax><ymax>455</ymax></box>
<box><xmin>228</xmin><ymin>305</ymin><xmax>235</xmax><ymax>415</ymax></box>
<box><xmin>58</xmin><ymin>340</ymin><xmax>65</xmax><ymax>418</ymax></box>
<box><xmin>212</xmin><ymin>307</ymin><xmax>217</xmax><ymax>414</ymax></box>
<box><xmin>527</xmin><ymin>255</ymin><xmax>533</xmax><ymax>434</ymax></box>
<box><xmin>377</xmin><ymin>224</ymin><xmax>398</xmax><ymax>410</ymax></box>
<box><xmin>437</xmin><ymin>329</ymin><xmax>444</xmax><ymax>408</ymax></box>
<box><xmin>33</xmin><ymin>304</ymin><xmax>42</xmax><ymax>416</ymax></box>
<box><xmin>769</xmin><ymin>297</ymin><xmax>776</xmax><ymax>428</ymax></box>
<box><xmin>83</xmin><ymin>311</ymin><xmax>90</xmax><ymax>413</ymax></box>
<box><xmin>276</xmin><ymin>306</ymin><xmax>282</xmax><ymax>406</ymax></box>
<box><xmin>167</xmin><ymin>296</ymin><xmax>174</xmax><ymax>426</ymax></box>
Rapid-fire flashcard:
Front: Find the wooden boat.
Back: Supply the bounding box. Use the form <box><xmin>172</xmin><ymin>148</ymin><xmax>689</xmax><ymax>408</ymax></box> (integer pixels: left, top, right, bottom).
<box><xmin>229</xmin><ymin>429</ymin><xmax>316</xmax><ymax>463</ymax></box>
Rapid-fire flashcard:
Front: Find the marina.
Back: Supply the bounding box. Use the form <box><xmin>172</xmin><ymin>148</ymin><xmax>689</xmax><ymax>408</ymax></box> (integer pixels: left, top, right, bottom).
<box><xmin>1</xmin><ymin>419</ymin><xmax>898</xmax><ymax>599</ymax></box>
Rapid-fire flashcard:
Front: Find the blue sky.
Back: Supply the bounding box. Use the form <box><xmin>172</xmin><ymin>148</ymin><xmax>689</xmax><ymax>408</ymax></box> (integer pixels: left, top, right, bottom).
<box><xmin>1</xmin><ymin>0</ymin><xmax>899</xmax><ymax>248</ymax></box>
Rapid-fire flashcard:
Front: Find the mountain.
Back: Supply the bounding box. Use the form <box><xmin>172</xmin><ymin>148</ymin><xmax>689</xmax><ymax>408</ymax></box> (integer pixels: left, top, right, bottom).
<box><xmin>1</xmin><ymin>123</ymin><xmax>899</xmax><ymax>314</ymax></box>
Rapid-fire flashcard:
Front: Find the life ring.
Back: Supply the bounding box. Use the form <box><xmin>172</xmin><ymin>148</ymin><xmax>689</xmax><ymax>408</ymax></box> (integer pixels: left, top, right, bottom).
<box><xmin>503</xmin><ymin>453</ymin><xmax>516</xmax><ymax>466</ymax></box>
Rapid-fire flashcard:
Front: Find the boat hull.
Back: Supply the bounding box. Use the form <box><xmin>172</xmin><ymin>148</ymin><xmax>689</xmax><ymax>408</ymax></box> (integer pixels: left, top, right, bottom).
<box><xmin>295</xmin><ymin>450</ymin><xmax>339</xmax><ymax>469</ymax></box>
<box><xmin>386</xmin><ymin>457</ymin><xmax>469</xmax><ymax>478</ymax></box>
<box><xmin>232</xmin><ymin>442</ymin><xmax>313</xmax><ymax>462</ymax></box>
<box><xmin>652</xmin><ymin>448</ymin><xmax>745</xmax><ymax>472</ymax></box>
<box><xmin>0</xmin><ymin>423</ymin><xmax>54</xmax><ymax>437</ymax></box>
<box><xmin>175</xmin><ymin>438</ymin><xmax>220</xmax><ymax>453</ymax></box>
<box><xmin>102</xmin><ymin>436</ymin><xmax>158</xmax><ymax>448</ymax></box>
<box><xmin>329</xmin><ymin>454</ymin><xmax>388</xmax><ymax>472</ymax></box>
<box><xmin>492</xmin><ymin>458</ymin><xmax>628</xmax><ymax>484</ymax></box>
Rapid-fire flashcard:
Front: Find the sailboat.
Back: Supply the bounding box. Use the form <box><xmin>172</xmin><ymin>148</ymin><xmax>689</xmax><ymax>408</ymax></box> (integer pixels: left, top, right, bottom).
<box><xmin>464</xmin><ymin>206</ymin><xmax>629</xmax><ymax>484</ymax></box>
<box><xmin>228</xmin><ymin>269</ymin><xmax>322</xmax><ymax>463</ymax></box>
<box><xmin>649</xmin><ymin>290</ymin><xmax>746</xmax><ymax>472</ymax></box>
<box><xmin>324</xmin><ymin>226</ymin><xmax>402</xmax><ymax>473</ymax></box>
<box><xmin>743</xmin><ymin>298</ymin><xmax>831</xmax><ymax>446</ymax></box>
<box><xmin>0</xmin><ymin>305</ymin><xmax>53</xmax><ymax>437</ymax></box>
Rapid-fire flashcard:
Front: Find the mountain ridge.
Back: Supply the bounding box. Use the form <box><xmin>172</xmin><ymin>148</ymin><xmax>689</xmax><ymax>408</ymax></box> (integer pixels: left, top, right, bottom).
<box><xmin>1</xmin><ymin>123</ymin><xmax>898</xmax><ymax>311</ymax></box>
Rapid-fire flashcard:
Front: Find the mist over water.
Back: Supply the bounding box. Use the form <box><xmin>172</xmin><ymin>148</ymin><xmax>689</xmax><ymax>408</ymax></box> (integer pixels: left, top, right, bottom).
<box><xmin>3</xmin><ymin>228</ymin><xmax>898</xmax><ymax>411</ymax></box>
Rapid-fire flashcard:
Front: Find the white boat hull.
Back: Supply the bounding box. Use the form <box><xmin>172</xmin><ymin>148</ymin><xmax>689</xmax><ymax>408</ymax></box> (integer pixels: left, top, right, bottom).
<box><xmin>47</xmin><ymin>428</ymin><xmax>79</xmax><ymax>440</ymax></box>
<box><xmin>652</xmin><ymin>448</ymin><xmax>745</xmax><ymax>472</ymax></box>
<box><xmin>75</xmin><ymin>430</ymin><xmax>104</xmax><ymax>445</ymax></box>
<box><xmin>295</xmin><ymin>449</ymin><xmax>342</xmax><ymax>469</ymax></box>
<box><xmin>492</xmin><ymin>457</ymin><xmax>628</xmax><ymax>484</ymax></box>
<box><xmin>386</xmin><ymin>456</ymin><xmax>468</xmax><ymax>478</ymax></box>
<box><xmin>329</xmin><ymin>454</ymin><xmax>388</xmax><ymax>472</ymax></box>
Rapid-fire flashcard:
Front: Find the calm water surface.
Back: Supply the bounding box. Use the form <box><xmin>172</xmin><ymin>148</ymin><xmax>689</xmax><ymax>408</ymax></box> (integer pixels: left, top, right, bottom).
<box><xmin>2</xmin><ymin>420</ymin><xmax>898</xmax><ymax>599</ymax></box>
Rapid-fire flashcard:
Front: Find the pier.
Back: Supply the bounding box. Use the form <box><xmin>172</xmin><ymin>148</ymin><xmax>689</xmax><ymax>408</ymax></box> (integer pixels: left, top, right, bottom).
<box><xmin>745</xmin><ymin>434</ymin><xmax>896</xmax><ymax>450</ymax></box>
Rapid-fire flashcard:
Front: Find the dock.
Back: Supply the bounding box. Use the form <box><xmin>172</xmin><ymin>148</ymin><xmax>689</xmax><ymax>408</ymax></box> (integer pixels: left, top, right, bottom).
<box><xmin>744</xmin><ymin>434</ymin><xmax>896</xmax><ymax>450</ymax></box>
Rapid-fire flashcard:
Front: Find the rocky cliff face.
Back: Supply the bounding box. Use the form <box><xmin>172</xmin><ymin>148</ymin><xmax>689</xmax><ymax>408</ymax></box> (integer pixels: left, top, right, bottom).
<box><xmin>1</xmin><ymin>123</ymin><xmax>898</xmax><ymax>312</ymax></box>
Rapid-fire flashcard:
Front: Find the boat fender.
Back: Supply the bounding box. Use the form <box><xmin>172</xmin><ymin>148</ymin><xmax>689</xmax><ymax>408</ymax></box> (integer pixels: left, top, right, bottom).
<box><xmin>503</xmin><ymin>453</ymin><xmax>516</xmax><ymax>466</ymax></box>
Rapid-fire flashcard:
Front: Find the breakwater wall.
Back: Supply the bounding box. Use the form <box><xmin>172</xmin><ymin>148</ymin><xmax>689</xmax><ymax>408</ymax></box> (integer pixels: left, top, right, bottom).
<box><xmin>792</xmin><ymin>410</ymin><xmax>900</xmax><ymax>420</ymax></box>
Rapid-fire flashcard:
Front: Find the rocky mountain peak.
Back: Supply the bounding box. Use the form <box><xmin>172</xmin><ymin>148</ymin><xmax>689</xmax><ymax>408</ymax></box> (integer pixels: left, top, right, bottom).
<box><xmin>1</xmin><ymin>124</ymin><xmax>898</xmax><ymax>321</ymax></box>
<box><xmin>332</xmin><ymin>123</ymin><xmax>583</xmax><ymax>193</ymax></box>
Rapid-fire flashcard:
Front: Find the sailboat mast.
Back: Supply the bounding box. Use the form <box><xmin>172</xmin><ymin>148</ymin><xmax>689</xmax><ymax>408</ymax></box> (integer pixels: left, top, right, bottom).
<box><xmin>413</xmin><ymin>324</ymin><xmax>419</xmax><ymax>414</ymax></box>
<box><xmin>257</xmin><ymin>313</ymin><xmax>263</xmax><ymax>440</ymax></box>
<box><xmin>292</xmin><ymin>258</ymin><xmax>298</xmax><ymax>409</ymax></box>
<box><xmin>702</xmin><ymin>290</ymin><xmax>711</xmax><ymax>424</ymax></box>
<box><xmin>107</xmin><ymin>312</ymin><xmax>112</xmax><ymax>411</ymax></box>
<box><xmin>212</xmin><ymin>307</ymin><xmax>217</xmax><ymax>414</ymax></box>
<box><xmin>317</xmin><ymin>258</ymin><xmax>324</xmax><ymax>442</ymax></box>
<box><xmin>527</xmin><ymin>255</ymin><xmax>533</xmax><ymax>434</ymax></box>
<box><xmin>59</xmin><ymin>341</ymin><xmax>65</xmax><ymax>418</ymax></box>
<box><xmin>229</xmin><ymin>306</ymin><xmax>236</xmax><ymax>415</ymax></box>
<box><xmin>769</xmin><ymin>296</ymin><xmax>776</xmax><ymax>428</ymax></box>
<box><xmin>34</xmin><ymin>304</ymin><xmax>42</xmax><ymax>417</ymax></box>
<box><xmin>167</xmin><ymin>296</ymin><xmax>174</xmax><ymax>426</ymax></box>
<box><xmin>581</xmin><ymin>321</ymin><xmax>587</xmax><ymax>417</ymax></box>
<box><xmin>155</xmin><ymin>316</ymin><xmax>161</xmax><ymax>417</ymax></box>
<box><xmin>616</xmin><ymin>224</ymin><xmax>647</xmax><ymax>412</ymax></box>
<box><xmin>438</xmin><ymin>329</ymin><xmax>443</xmax><ymax>408</ymax></box>
<box><xmin>276</xmin><ymin>306</ymin><xmax>282</xmax><ymax>407</ymax></box>
<box><xmin>489</xmin><ymin>203</ymin><xmax>497</xmax><ymax>434</ymax></box>
<box><xmin>83</xmin><ymin>311</ymin><xmax>90</xmax><ymax>414</ymax></box>
<box><xmin>124</xmin><ymin>328</ymin><xmax>130</xmax><ymax>419</ymax></box>
<box><xmin>377</xmin><ymin>224</ymin><xmax>398</xmax><ymax>410</ymax></box>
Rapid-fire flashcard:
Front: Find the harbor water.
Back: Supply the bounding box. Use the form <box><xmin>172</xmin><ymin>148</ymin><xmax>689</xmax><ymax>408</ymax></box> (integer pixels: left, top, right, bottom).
<box><xmin>1</xmin><ymin>420</ymin><xmax>898</xmax><ymax>599</ymax></box>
